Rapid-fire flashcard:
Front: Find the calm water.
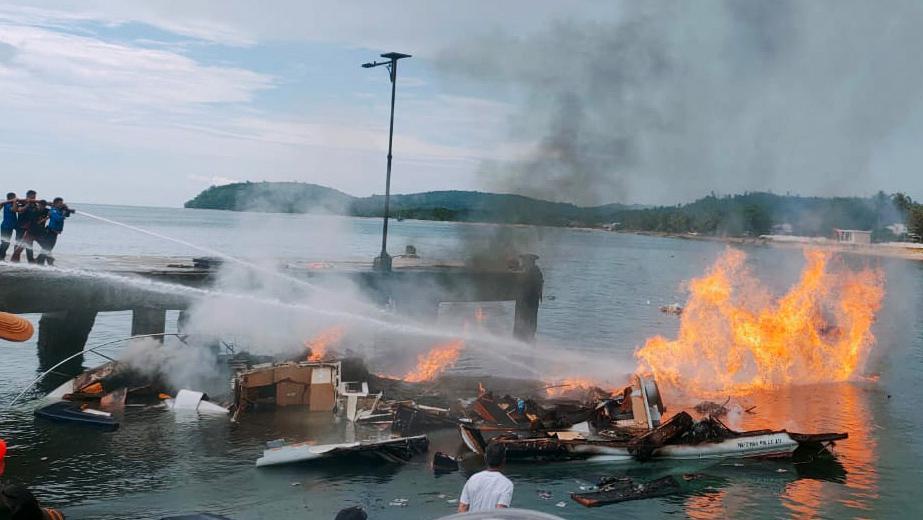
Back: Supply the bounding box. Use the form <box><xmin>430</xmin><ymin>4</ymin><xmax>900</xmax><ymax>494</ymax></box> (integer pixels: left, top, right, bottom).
<box><xmin>1</xmin><ymin>205</ymin><xmax>922</xmax><ymax>519</ymax></box>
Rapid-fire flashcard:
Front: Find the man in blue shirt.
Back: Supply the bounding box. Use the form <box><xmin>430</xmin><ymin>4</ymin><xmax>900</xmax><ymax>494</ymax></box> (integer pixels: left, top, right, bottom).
<box><xmin>36</xmin><ymin>197</ymin><xmax>69</xmax><ymax>266</ymax></box>
<box><xmin>0</xmin><ymin>193</ymin><xmax>17</xmax><ymax>261</ymax></box>
<box><xmin>10</xmin><ymin>190</ymin><xmax>38</xmax><ymax>263</ymax></box>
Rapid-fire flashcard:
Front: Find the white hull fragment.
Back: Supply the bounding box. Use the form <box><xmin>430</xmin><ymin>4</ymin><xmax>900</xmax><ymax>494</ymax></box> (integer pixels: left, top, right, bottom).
<box><xmin>582</xmin><ymin>432</ymin><xmax>798</xmax><ymax>462</ymax></box>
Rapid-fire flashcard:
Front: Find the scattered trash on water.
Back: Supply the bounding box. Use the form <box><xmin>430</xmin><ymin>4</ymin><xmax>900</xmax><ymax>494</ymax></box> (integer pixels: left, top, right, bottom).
<box><xmin>659</xmin><ymin>303</ymin><xmax>683</xmax><ymax>315</ymax></box>
<box><xmin>537</xmin><ymin>490</ymin><xmax>553</xmax><ymax>500</ymax></box>
<box><xmin>22</xmin><ymin>340</ymin><xmax>850</xmax><ymax>482</ymax></box>
<box><xmin>432</xmin><ymin>451</ymin><xmax>459</xmax><ymax>473</ymax></box>
<box><xmin>388</xmin><ymin>498</ymin><xmax>409</xmax><ymax>507</ymax></box>
<box><xmin>572</xmin><ymin>474</ymin><xmax>708</xmax><ymax>507</ymax></box>
<box><xmin>555</xmin><ymin>501</ymin><xmax>567</xmax><ymax>508</ymax></box>
<box><xmin>693</xmin><ymin>398</ymin><xmax>730</xmax><ymax>418</ymax></box>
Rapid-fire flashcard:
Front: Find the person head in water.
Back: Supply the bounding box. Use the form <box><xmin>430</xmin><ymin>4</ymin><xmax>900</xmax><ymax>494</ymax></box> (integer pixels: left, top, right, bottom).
<box><xmin>5</xmin><ymin>193</ymin><xmax>14</xmax><ymax>202</ymax></box>
<box><xmin>25</xmin><ymin>190</ymin><xmax>35</xmax><ymax>201</ymax></box>
<box><xmin>52</xmin><ymin>198</ymin><xmax>64</xmax><ymax>209</ymax></box>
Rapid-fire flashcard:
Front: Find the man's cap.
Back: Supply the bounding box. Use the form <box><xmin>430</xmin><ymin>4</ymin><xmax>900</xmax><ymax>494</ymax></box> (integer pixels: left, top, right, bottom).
<box><xmin>0</xmin><ymin>312</ymin><xmax>34</xmax><ymax>342</ymax></box>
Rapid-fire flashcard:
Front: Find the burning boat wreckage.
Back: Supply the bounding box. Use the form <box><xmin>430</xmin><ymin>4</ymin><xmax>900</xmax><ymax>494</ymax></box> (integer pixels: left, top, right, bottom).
<box><xmin>29</xmin><ymin>337</ymin><xmax>848</xmax><ymax>479</ymax></box>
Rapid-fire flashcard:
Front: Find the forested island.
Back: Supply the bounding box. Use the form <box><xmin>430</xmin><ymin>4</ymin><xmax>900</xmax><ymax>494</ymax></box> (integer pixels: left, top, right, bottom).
<box><xmin>185</xmin><ymin>182</ymin><xmax>923</xmax><ymax>241</ymax></box>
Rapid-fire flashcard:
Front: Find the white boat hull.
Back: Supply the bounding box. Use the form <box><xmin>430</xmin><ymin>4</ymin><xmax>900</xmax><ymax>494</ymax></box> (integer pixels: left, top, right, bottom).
<box><xmin>582</xmin><ymin>432</ymin><xmax>799</xmax><ymax>462</ymax></box>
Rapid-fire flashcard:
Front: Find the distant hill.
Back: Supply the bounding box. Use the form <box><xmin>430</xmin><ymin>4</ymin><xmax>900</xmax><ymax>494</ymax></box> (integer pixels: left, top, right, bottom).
<box><xmin>185</xmin><ymin>182</ymin><xmax>920</xmax><ymax>240</ymax></box>
<box><xmin>185</xmin><ymin>181</ymin><xmax>354</xmax><ymax>214</ymax></box>
<box><xmin>185</xmin><ymin>182</ymin><xmax>639</xmax><ymax>226</ymax></box>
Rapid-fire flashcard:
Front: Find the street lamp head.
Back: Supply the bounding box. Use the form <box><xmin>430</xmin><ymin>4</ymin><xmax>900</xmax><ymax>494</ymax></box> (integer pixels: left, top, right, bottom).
<box><xmin>381</xmin><ymin>52</ymin><xmax>412</xmax><ymax>60</ymax></box>
<box><xmin>361</xmin><ymin>62</ymin><xmax>377</xmax><ymax>68</ymax></box>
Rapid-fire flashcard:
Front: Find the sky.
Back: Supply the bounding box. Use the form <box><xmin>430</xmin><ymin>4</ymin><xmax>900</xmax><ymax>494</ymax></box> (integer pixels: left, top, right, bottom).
<box><xmin>1</xmin><ymin>1</ymin><xmax>923</xmax><ymax>207</ymax></box>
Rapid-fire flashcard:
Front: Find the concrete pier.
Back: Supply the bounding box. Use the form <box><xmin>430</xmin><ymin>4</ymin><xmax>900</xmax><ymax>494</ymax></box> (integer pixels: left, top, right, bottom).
<box><xmin>0</xmin><ymin>254</ymin><xmax>544</xmax><ymax>364</ymax></box>
<box><xmin>36</xmin><ymin>310</ymin><xmax>97</xmax><ymax>372</ymax></box>
<box><xmin>131</xmin><ymin>307</ymin><xmax>168</xmax><ymax>339</ymax></box>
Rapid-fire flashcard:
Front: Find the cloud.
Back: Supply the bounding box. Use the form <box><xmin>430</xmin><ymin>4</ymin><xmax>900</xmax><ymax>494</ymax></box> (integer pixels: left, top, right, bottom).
<box><xmin>0</xmin><ymin>3</ymin><xmax>535</xmax><ymax>205</ymax></box>
<box><xmin>0</xmin><ymin>23</ymin><xmax>274</xmax><ymax>115</ymax></box>
<box><xmin>11</xmin><ymin>1</ymin><xmax>618</xmax><ymax>55</ymax></box>
<box><xmin>0</xmin><ymin>3</ymin><xmax>254</xmax><ymax>46</ymax></box>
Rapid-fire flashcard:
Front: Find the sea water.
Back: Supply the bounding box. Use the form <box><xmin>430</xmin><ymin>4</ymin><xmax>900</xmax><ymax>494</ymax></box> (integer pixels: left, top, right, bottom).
<box><xmin>0</xmin><ymin>204</ymin><xmax>921</xmax><ymax>519</ymax></box>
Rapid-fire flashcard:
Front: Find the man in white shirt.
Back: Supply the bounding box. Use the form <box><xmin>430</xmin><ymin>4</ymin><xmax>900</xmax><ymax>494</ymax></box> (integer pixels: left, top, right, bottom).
<box><xmin>458</xmin><ymin>443</ymin><xmax>514</xmax><ymax>512</ymax></box>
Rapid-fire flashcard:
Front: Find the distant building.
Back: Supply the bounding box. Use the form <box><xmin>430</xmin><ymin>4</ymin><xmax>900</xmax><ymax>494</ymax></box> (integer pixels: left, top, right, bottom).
<box><xmin>833</xmin><ymin>229</ymin><xmax>872</xmax><ymax>245</ymax></box>
<box><xmin>771</xmin><ymin>223</ymin><xmax>793</xmax><ymax>235</ymax></box>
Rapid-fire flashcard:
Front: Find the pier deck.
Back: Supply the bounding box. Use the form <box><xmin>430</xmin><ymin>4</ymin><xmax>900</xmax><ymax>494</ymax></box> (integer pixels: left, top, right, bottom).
<box><xmin>0</xmin><ymin>255</ymin><xmax>543</xmax><ymax>368</ymax></box>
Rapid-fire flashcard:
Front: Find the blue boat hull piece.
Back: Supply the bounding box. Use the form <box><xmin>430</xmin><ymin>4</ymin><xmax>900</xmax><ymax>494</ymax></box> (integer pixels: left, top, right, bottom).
<box><xmin>34</xmin><ymin>401</ymin><xmax>119</xmax><ymax>431</ymax></box>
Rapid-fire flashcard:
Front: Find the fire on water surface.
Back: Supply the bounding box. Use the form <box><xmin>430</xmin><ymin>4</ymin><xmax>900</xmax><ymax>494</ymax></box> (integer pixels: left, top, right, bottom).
<box><xmin>402</xmin><ymin>340</ymin><xmax>464</xmax><ymax>383</ymax></box>
<box><xmin>636</xmin><ymin>248</ymin><xmax>885</xmax><ymax>397</ymax></box>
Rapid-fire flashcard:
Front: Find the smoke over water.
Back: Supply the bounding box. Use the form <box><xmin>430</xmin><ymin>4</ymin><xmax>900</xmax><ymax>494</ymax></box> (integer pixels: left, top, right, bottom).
<box><xmin>438</xmin><ymin>1</ymin><xmax>923</xmax><ymax>205</ymax></box>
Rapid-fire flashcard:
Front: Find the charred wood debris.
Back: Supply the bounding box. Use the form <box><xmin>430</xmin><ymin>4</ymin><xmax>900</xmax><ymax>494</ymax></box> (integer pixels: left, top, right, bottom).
<box><xmin>34</xmin><ymin>353</ymin><xmax>848</xmax><ymax>508</ymax></box>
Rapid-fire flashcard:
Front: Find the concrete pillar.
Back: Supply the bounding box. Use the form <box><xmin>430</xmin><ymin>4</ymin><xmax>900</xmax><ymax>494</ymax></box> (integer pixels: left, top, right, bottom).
<box><xmin>513</xmin><ymin>255</ymin><xmax>543</xmax><ymax>342</ymax></box>
<box><xmin>37</xmin><ymin>309</ymin><xmax>98</xmax><ymax>380</ymax></box>
<box><xmin>131</xmin><ymin>307</ymin><xmax>167</xmax><ymax>339</ymax></box>
<box><xmin>513</xmin><ymin>296</ymin><xmax>539</xmax><ymax>342</ymax></box>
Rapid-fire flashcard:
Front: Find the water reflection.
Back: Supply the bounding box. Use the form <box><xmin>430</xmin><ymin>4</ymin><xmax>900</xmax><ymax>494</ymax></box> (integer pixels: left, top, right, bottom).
<box><xmin>665</xmin><ymin>381</ymin><xmax>878</xmax><ymax>518</ymax></box>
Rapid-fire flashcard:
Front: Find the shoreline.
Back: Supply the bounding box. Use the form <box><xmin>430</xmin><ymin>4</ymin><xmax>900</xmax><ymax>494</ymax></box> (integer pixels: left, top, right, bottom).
<box><xmin>625</xmin><ymin>230</ymin><xmax>923</xmax><ymax>262</ymax></box>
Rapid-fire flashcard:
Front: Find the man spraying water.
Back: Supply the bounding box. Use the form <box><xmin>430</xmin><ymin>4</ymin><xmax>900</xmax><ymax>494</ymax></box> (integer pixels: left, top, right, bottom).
<box><xmin>0</xmin><ymin>192</ymin><xmax>16</xmax><ymax>261</ymax></box>
<box><xmin>36</xmin><ymin>198</ymin><xmax>72</xmax><ymax>266</ymax></box>
<box><xmin>10</xmin><ymin>190</ymin><xmax>38</xmax><ymax>263</ymax></box>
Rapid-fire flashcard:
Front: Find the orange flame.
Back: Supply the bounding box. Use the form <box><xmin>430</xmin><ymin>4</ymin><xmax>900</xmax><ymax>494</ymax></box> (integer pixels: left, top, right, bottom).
<box><xmin>636</xmin><ymin>248</ymin><xmax>884</xmax><ymax>396</ymax></box>
<box><xmin>403</xmin><ymin>340</ymin><xmax>463</xmax><ymax>383</ymax></box>
<box><xmin>304</xmin><ymin>326</ymin><xmax>345</xmax><ymax>362</ymax></box>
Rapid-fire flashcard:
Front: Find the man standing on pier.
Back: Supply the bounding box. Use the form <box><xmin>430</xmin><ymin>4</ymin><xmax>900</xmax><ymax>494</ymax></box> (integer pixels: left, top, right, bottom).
<box><xmin>11</xmin><ymin>190</ymin><xmax>39</xmax><ymax>263</ymax></box>
<box><xmin>0</xmin><ymin>193</ymin><xmax>16</xmax><ymax>260</ymax></box>
<box><xmin>36</xmin><ymin>198</ymin><xmax>68</xmax><ymax>266</ymax></box>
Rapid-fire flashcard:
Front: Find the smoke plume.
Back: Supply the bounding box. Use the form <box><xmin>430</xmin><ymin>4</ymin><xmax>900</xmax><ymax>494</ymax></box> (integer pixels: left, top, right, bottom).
<box><xmin>437</xmin><ymin>1</ymin><xmax>923</xmax><ymax>205</ymax></box>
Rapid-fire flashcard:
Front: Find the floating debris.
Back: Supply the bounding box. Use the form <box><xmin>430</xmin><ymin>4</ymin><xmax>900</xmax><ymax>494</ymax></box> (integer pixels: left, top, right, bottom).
<box><xmin>34</xmin><ymin>401</ymin><xmax>119</xmax><ymax>431</ymax></box>
<box><xmin>432</xmin><ymin>451</ymin><xmax>459</xmax><ymax>473</ymax></box>
<box><xmin>255</xmin><ymin>435</ymin><xmax>429</xmax><ymax>467</ymax></box>
<box><xmin>693</xmin><ymin>398</ymin><xmax>731</xmax><ymax>418</ymax></box>
<box><xmin>659</xmin><ymin>303</ymin><xmax>683</xmax><ymax>315</ymax></box>
<box><xmin>572</xmin><ymin>474</ymin><xmax>706</xmax><ymax>507</ymax></box>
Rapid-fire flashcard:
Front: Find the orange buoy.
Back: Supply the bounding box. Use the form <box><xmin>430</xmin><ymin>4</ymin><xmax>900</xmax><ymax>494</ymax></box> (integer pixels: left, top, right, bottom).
<box><xmin>0</xmin><ymin>312</ymin><xmax>34</xmax><ymax>342</ymax></box>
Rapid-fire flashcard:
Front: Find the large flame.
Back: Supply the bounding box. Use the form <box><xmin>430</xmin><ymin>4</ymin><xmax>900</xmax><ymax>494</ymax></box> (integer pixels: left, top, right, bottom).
<box><xmin>403</xmin><ymin>340</ymin><xmax>464</xmax><ymax>383</ymax></box>
<box><xmin>636</xmin><ymin>248</ymin><xmax>884</xmax><ymax>396</ymax></box>
<box><xmin>304</xmin><ymin>326</ymin><xmax>345</xmax><ymax>362</ymax></box>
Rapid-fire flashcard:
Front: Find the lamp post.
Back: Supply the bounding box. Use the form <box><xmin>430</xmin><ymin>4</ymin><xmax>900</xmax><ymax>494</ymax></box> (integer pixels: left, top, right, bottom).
<box><xmin>362</xmin><ymin>52</ymin><xmax>411</xmax><ymax>272</ymax></box>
